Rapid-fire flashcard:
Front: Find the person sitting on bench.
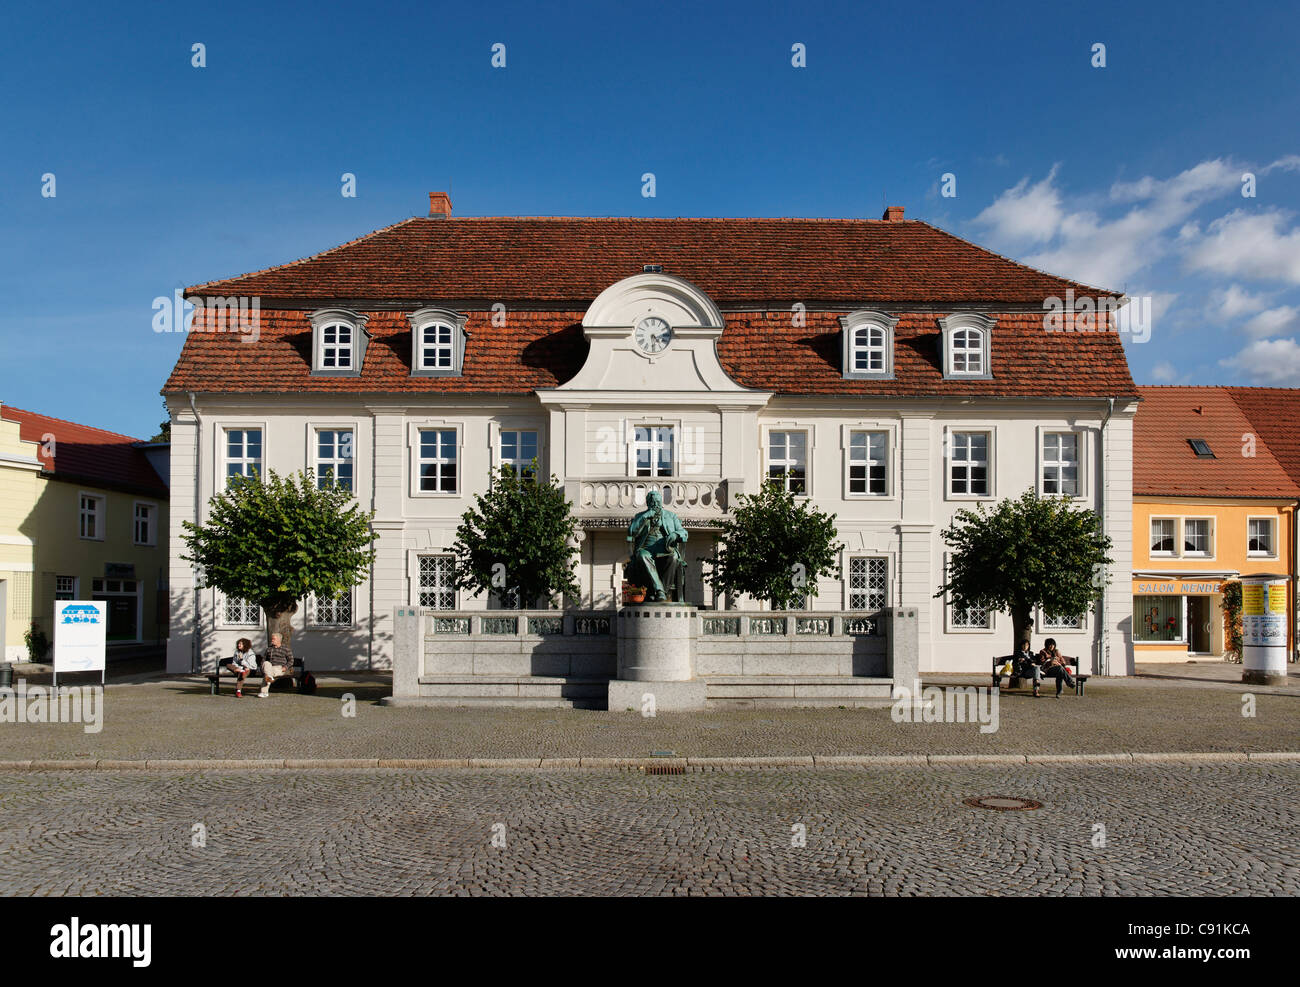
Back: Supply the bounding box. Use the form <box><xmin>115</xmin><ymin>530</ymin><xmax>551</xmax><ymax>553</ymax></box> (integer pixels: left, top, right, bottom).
<box><xmin>258</xmin><ymin>633</ymin><xmax>294</xmax><ymax>699</ymax></box>
<box><xmin>1036</xmin><ymin>638</ymin><xmax>1077</xmax><ymax>697</ymax></box>
<box><xmin>1012</xmin><ymin>637</ymin><xmax>1047</xmax><ymax>697</ymax></box>
<box><xmin>216</xmin><ymin>637</ymin><xmax>258</xmax><ymax>698</ymax></box>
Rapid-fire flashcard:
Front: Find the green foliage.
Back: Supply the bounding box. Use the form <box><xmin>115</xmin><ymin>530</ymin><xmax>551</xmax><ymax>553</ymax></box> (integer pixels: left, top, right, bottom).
<box><xmin>23</xmin><ymin>622</ymin><xmax>50</xmax><ymax>662</ymax></box>
<box><xmin>938</xmin><ymin>489</ymin><xmax>1112</xmax><ymax>644</ymax></box>
<box><xmin>707</xmin><ymin>478</ymin><xmax>843</xmax><ymax>609</ymax></box>
<box><xmin>180</xmin><ymin>470</ymin><xmax>377</xmax><ymax>628</ymax></box>
<box><xmin>451</xmin><ymin>465</ymin><xmax>579</xmax><ymax>609</ymax></box>
<box><xmin>1220</xmin><ymin>580</ymin><xmax>1243</xmax><ymax>657</ymax></box>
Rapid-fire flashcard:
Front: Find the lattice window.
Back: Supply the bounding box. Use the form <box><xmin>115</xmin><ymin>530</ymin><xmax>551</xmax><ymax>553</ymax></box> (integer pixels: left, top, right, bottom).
<box><xmin>950</xmin><ymin>601</ymin><xmax>991</xmax><ymax>629</ymax></box>
<box><xmin>418</xmin><ymin>555</ymin><xmax>456</xmax><ymax>610</ymax></box>
<box><xmin>55</xmin><ymin>576</ymin><xmax>76</xmax><ymax>600</ymax></box>
<box><xmin>314</xmin><ymin>590</ymin><xmax>352</xmax><ymax>626</ymax></box>
<box><xmin>848</xmin><ymin>557</ymin><xmax>888</xmax><ymax>610</ymax></box>
<box><xmin>223</xmin><ymin>597</ymin><xmax>262</xmax><ymax>626</ymax></box>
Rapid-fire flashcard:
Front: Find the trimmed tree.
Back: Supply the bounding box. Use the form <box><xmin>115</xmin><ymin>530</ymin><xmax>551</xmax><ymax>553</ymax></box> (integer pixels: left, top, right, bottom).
<box><xmin>180</xmin><ymin>470</ymin><xmax>377</xmax><ymax>647</ymax></box>
<box><xmin>706</xmin><ymin>478</ymin><xmax>843</xmax><ymax>609</ymax></box>
<box><xmin>937</xmin><ymin>489</ymin><xmax>1113</xmax><ymax>653</ymax></box>
<box><xmin>451</xmin><ymin>465</ymin><xmax>580</xmax><ymax>609</ymax></box>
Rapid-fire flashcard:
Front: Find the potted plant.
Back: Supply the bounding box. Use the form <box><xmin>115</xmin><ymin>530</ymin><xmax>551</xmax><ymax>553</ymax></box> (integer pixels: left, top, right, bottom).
<box><xmin>621</xmin><ymin>581</ymin><xmax>646</xmax><ymax>604</ymax></box>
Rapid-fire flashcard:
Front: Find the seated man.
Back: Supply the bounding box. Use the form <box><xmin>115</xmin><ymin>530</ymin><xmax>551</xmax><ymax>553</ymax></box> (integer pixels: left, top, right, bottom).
<box><xmin>258</xmin><ymin>632</ymin><xmax>294</xmax><ymax>699</ymax></box>
<box><xmin>1036</xmin><ymin>638</ymin><xmax>1077</xmax><ymax>697</ymax></box>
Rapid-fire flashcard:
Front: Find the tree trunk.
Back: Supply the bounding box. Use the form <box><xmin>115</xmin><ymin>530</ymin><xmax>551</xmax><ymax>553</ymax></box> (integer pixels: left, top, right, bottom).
<box><xmin>1010</xmin><ymin>604</ymin><xmax>1034</xmax><ymax>657</ymax></box>
<box><xmin>263</xmin><ymin>601</ymin><xmax>299</xmax><ymax>650</ymax></box>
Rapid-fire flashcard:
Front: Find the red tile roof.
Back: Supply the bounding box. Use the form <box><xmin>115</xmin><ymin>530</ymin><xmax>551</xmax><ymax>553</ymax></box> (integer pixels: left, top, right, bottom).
<box><xmin>189</xmin><ymin>216</ymin><xmax>1111</xmax><ymax>305</ymax></box>
<box><xmin>169</xmin><ymin>214</ymin><xmax>1137</xmax><ymax>399</ymax></box>
<box><xmin>1134</xmin><ymin>387</ymin><xmax>1300</xmax><ymax>498</ymax></box>
<box><xmin>1225</xmin><ymin>386</ymin><xmax>1300</xmax><ymax>489</ymax></box>
<box><xmin>163</xmin><ymin>308</ymin><xmax>1137</xmax><ymax>399</ymax></box>
<box><xmin>0</xmin><ymin>406</ymin><xmax>168</xmax><ymax>497</ymax></box>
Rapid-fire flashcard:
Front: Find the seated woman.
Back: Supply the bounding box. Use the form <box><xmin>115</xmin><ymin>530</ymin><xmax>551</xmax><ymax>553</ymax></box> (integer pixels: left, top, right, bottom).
<box><xmin>215</xmin><ymin>637</ymin><xmax>258</xmax><ymax>698</ymax></box>
<box><xmin>1011</xmin><ymin>637</ymin><xmax>1047</xmax><ymax>697</ymax></box>
<box><xmin>1036</xmin><ymin>638</ymin><xmax>1078</xmax><ymax>697</ymax></box>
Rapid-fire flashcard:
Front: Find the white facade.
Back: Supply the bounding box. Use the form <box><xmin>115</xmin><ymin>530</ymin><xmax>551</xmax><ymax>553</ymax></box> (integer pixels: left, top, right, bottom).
<box><xmin>166</xmin><ymin>273</ymin><xmax>1136</xmax><ymax>676</ymax></box>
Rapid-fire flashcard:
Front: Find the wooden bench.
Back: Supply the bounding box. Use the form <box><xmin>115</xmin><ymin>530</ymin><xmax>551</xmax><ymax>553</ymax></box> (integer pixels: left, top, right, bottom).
<box><xmin>992</xmin><ymin>655</ymin><xmax>1089</xmax><ymax>696</ymax></box>
<box><xmin>208</xmin><ymin>657</ymin><xmax>307</xmax><ymax>695</ymax></box>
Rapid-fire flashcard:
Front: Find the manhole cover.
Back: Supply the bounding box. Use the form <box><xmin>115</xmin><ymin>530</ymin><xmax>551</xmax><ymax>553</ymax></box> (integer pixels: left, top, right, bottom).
<box><xmin>962</xmin><ymin>796</ymin><xmax>1043</xmax><ymax>812</ymax></box>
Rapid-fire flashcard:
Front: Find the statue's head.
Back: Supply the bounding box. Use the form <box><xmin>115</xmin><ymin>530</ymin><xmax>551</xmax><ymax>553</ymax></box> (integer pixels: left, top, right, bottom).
<box><xmin>645</xmin><ymin>489</ymin><xmax>662</xmax><ymax>509</ymax></box>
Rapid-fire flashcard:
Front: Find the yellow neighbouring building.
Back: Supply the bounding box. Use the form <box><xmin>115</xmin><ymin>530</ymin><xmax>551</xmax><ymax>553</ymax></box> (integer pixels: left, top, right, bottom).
<box><xmin>1133</xmin><ymin>387</ymin><xmax>1298</xmax><ymax>662</ymax></box>
<box><xmin>0</xmin><ymin>402</ymin><xmax>170</xmax><ymax>662</ymax></box>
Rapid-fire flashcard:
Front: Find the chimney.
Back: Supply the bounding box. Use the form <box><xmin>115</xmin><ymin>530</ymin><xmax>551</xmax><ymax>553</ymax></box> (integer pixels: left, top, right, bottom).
<box><xmin>882</xmin><ymin>205</ymin><xmax>904</xmax><ymax>222</ymax></box>
<box><xmin>428</xmin><ymin>192</ymin><xmax>453</xmax><ymax>219</ymax></box>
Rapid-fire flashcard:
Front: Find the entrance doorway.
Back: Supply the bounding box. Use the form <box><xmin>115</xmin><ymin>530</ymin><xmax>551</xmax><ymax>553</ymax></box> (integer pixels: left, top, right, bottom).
<box><xmin>1187</xmin><ymin>595</ymin><xmax>1211</xmax><ymax>653</ymax></box>
<box><xmin>92</xmin><ymin>578</ymin><xmax>140</xmax><ymax>643</ymax></box>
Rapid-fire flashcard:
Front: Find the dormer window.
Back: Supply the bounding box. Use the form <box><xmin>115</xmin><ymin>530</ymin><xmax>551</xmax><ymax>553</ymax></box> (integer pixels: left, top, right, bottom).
<box><xmin>310</xmin><ymin>309</ymin><xmax>370</xmax><ymax>377</ymax></box>
<box><xmin>409</xmin><ymin>307</ymin><xmax>469</xmax><ymax>377</ymax></box>
<box><xmin>938</xmin><ymin>313</ymin><xmax>995</xmax><ymax>379</ymax></box>
<box><xmin>840</xmin><ymin>310</ymin><xmax>898</xmax><ymax>380</ymax></box>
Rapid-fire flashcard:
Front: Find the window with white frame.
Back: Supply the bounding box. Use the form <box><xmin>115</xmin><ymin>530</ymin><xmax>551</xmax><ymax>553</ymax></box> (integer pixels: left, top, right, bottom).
<box><xmin>223</xmin><ymin>597</ymin><xmax>262</xmax><ymax>626</ymax></box>
<box><xmin>841</xmin><ymin>310</ymin><xmax>898</xmax><ymax>380</ymax></box>
<box><xmin>410</xmin><ymin>308</ymin><xmax>468</xmax><ymax>377</ymax></box>
<box><xmin>320</xmin><ymin>323</ymin><xmax>353</xmax><ymax>370</ymax></box>
<box><xmin>949</xmin><ymin>431</ymin><xmax>989</xmax><ymax>496</ymax></box>
<box><xmin>316</xmin><ymin>429</ymin><xmax>354</xmax><ymax>491</ymax></box>
<box><xmin>950</xmin><ymin>329</ymin><xmax>984</xmax><ymax>374</ymax></box>
<box><xmin>133</xmin><ymin>503</ymin><xmax>155</xmax><ymax>545</ymax></box>
<box><xmin>501</xmin><ymin>429</ymin><xmax>539</xmax><ymax>479</ymax></box>
<box><xmin>768</xmin><ymin>430</ymin><xmax>807</xmax><ymax>494</ymax></box>
<box><xmin>848</xmin><ymin>431</ymin><xmax>888</xmax><ymax>496</ymax></box>
<box><xmin>225</xmin><ymin>428</ymin><xmax>262</xmax><ymax>486</ymax></box>
<box><xmin>418</xmin><ymin>555</ymin><xmax>456</xmax><ymax>609</ymax></box>
<box><xmin>1042</xmin><ymin>432</ymin><xmax>1080</xmax><ymax>497</ymax></box>
<box><xmin>951</xmin><ymin>600</ymin><xmax>992</xmax><ymax>629</ymax></box>
<box><xmin>1183</xmin><ymin>518</ymin><xmax>1212</xmax><ymax>556</ymax></box>
<box><xmin>417</xmin><ymin>429</ymin><xmax>458</xmax><ymax>493</ymax></box>
<box><xmin>55</xmin><ymin>576</ymin><xmax>76</xmax><ymax>600</ymax></box>
<box><xmin>939</xmin><ymin>313</ymin><xmax>995</xmax><ymax>379</ymax></box>
<box><xmin>313</xmin><ymin>589</ymin><xmax>353</xmax><ymax>626</ymax></box>
<box><xmin>420</xmin><ymin>322</ymin><xmax>454</xmax><ymax>371</ymax></box>
<box><xmin>848</xmin><ymin>557</ymin><xmax>888</xmax><ymax>610</ymax></box>
<box><xmin>1248</xmin><ymin>517</ymin><xmax>1276</xmax><ymax>557</ymax></box>
<box><xmin>79</xmin><ymin>494</ymin><xmax>103</xmax><ymax>539</ymax></box>
<box><xmin>852</xmin><ymin>326</ymin><xmax>887</xmax><ymax>373</ymax></box>
<box><xmin>632</xmin><ymin>426</ymin><xmax>674</xmax><ymax>478</ymax></box>
<box><xmin>1041</xmin><ymin>610</ymin><xmax>1083</xmax><ymax>630</ymax></box>
<box><xmin>1150</xmin><ymin>518</ymin><xmax>1176</xmax><ymax>555</ymax></box>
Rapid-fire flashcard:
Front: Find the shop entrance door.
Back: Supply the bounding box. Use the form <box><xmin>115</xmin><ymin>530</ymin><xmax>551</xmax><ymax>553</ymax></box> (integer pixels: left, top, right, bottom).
<box><xmin>1188</xmin><ymin>595</ymin><xmax>1211</xmax><ymax>653</ymax></box>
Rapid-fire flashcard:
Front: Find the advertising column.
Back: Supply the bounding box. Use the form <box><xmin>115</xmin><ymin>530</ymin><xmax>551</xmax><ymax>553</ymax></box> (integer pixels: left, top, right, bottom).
<box><xmin>1240</xmin><ymin>573</ymin><xmax>1288</xmax><ymax>686</ymax></box>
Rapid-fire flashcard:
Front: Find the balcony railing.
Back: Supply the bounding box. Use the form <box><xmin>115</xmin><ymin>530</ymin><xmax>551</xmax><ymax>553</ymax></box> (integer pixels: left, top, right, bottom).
<box><xmin>573</xmin><ymin>478</ymin><xmax>728</xmax><ymax>517</ymax></box>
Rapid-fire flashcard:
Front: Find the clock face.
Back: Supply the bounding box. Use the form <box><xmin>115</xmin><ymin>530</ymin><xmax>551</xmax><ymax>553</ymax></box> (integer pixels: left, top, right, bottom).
<box><xmin>634</xmin><ymin>317</ymin><xmax>673</xmax><ymax>354</ymax></box>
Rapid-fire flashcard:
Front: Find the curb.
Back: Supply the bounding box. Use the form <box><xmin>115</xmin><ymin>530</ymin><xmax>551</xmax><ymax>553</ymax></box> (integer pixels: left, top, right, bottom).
<box><xmin>0</xmin><ymin>752</ymin><xmax>1295</xmax><ymax>771</ymax></box>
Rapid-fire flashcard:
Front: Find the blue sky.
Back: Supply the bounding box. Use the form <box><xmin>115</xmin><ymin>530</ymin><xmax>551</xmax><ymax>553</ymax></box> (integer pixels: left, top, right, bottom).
<box><xmin>2</xmin><ymin>0</ymin><xmax>1298</xmax><ymax>437</ymax></box>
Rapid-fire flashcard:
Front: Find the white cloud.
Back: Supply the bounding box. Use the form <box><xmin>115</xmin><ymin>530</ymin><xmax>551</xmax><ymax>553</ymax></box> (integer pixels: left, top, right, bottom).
<box><xmin>1241</xmin><ymin>305</ymin><xmax>1300</xmax><ymax>339</ymax></box>
<box><xmin>1221</xmin><ymin>338</ymin><xmax>1300</xmax><ymax>384</ymax></box>
<box><xmin>1150</xmin><ymin>361</ymin><xmax>1179</xmax><ymax>382</ymax></box>
<box><xmin>1212</xmin><ymin>283</ymin><xmax>1269</xmax><ymax>320</ymax></box>
<box><xmin>971</xmin><ymin>165</ymin><xmax>1065</xmax><ymax>246</ymax></box>
<box><xmin>1183</xmin><ymin>208</ymin><xmax>1300</xmax><ymax>285</ymax></box>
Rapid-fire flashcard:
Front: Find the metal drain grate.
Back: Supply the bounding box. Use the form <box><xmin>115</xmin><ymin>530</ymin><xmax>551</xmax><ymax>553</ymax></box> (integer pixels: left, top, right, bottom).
<box><xmin>645</xmin><ymin>763</ymin><xmax>686</xmax><ymax>775</ymax></box>
<box><xmin>962</xmin><ymin>795</ymin><xmax>1042</xmax><ymax>812</ymax></box>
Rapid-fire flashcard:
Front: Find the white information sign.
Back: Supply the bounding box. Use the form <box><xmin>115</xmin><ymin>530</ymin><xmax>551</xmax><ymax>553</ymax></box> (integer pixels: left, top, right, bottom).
<box><xmin>54</xmin><ymin>600</ymin><xmax>107</xmax><ymax>685</ymax></box>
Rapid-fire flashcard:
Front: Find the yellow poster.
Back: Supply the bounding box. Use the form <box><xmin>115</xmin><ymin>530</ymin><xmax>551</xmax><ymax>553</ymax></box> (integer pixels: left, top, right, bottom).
<box><xmin>1243</xmin><ymin>584</ymin><xmax>1265</xmax><ymax>616</ymax></box>
<box><xmin>1268</xmin><ymin>585</ymin><xmax>1287</xmax><ymax>613</ymax></box>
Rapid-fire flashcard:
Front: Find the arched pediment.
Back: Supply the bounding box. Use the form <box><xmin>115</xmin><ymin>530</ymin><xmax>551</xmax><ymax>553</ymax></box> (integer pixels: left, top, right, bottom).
<box><xmin>582</xmin><ymin>273</ymin><xmax>724</xmax><ymax>332</ymax></box>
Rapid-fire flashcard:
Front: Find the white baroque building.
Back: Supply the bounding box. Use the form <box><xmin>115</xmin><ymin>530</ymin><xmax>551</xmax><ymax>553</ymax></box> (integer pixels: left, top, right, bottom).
<box><xmin>164</xmin><ymin>199</ymin><xmax>1137</xmax><ymax>682</ymax></box>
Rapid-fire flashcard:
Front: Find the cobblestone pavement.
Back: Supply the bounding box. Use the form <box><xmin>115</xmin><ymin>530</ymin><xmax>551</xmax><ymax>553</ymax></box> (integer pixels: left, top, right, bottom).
<box><xmin>0</xmin><ymin>763</ymin><xmax>1295</xmax><ymax>895</ymax></box>
<box><xmin>0</xmin><ymin>671</ymin><xmax>1296</xmax><ymax>761</ymax></box>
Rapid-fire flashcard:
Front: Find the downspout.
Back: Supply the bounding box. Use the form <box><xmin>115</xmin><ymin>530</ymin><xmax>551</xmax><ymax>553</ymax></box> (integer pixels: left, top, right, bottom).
<box><xmin>368</xmin><ymin>410</ymin><xmax>375</xmax><ymax>671</ymax></box>
<box><xmin>187</xmin><ymin>392</ymin><xmax>202</xmax><ymax>675</ymax></box>
<box><xmin>1097</xmin><ymin>397</ymin><xmax>1115</xmax><ymax>677</ymax></box>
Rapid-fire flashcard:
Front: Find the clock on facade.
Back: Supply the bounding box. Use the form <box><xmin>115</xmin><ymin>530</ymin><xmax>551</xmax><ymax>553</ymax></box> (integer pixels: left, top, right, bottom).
<box><xmin>634</xmin><ymin>316</ymin><xmax>673</xmax><ymax>354</ymax></box>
